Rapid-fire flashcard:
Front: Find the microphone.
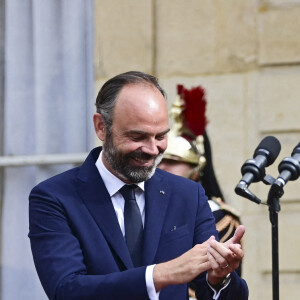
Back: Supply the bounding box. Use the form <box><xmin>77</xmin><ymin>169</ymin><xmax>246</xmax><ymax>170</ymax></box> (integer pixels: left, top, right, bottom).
<box><xmin>272</xmin><ymin>142</ymin><xmax>300</xmax><ymax>188</ymax></box>
<box><xmin>235</xmin><ymin>136</ymin><xmax>281</xmax><ymax>203</ymax></box>
<box><xmin>239</xmin><ymin>136</ymin><xmax>281</xmax><ymax>185</ymax></box>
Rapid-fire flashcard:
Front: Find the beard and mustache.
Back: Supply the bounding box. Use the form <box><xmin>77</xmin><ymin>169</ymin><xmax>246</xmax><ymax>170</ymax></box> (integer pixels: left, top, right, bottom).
<box><xmin>102</xmin><ymin>133</ymin><xmax>164</xmax><ymax>183</ymax></box>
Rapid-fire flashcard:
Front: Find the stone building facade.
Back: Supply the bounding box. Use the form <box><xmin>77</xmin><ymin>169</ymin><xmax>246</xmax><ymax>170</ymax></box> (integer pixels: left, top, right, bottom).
<box><xmin>94</xmin><ymin>1</ymin><xmax>300</xmax><ymax>299</ymax></box>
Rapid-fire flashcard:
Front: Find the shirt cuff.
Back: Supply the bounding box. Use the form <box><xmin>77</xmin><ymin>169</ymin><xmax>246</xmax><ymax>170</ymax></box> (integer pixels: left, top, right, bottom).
<box><xmin>146</xmin><ymin>264</ymin><xmax>160</xmax><ymax>300</ymax></box>
<box><xmin>206</xmin><ymin>273</ymin><xmax>231</xmax><ymax>300</ymax></box>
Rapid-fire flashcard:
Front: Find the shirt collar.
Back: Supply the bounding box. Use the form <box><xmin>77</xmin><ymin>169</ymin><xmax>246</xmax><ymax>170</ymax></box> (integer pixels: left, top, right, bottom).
<box><xmin>95</xmin><ymin>150</ymin><xmax>145</xmax><ymax>197</ymax></box>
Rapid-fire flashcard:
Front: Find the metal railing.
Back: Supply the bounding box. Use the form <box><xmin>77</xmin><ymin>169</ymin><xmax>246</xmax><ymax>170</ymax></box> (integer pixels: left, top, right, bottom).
<box><xmin>0</xmin><ymin>153</ymin><xmax>88</xmax><ymax>167</ymax></box>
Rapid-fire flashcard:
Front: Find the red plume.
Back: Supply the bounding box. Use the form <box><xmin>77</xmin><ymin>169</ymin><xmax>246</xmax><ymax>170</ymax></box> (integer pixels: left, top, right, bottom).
<box><xmin>177</xmin><ymin>84</ymin><xmax>207</xmax><ymax>139</ymax></box>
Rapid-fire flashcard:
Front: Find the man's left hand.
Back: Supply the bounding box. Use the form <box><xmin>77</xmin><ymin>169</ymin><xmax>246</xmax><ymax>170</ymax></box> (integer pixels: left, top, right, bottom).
<box><xmin>206</xmin><ymin>225</ymin><xmax>245</xmax><ymax>285</ymax></box>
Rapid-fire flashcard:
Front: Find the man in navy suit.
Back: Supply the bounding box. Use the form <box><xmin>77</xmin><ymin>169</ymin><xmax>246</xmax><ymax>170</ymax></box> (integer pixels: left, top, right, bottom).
<box><xmin>29</xmin><ymin>71</ymin><xmax>248</xmax><ymax>299</ymax></box>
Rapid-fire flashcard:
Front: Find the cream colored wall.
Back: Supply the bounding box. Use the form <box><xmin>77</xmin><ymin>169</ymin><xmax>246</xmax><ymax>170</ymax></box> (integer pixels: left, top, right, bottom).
<box><xmin>94</xmin><ymin>1</ymin><xmax>300</xmax><ymax>299</ymax></box>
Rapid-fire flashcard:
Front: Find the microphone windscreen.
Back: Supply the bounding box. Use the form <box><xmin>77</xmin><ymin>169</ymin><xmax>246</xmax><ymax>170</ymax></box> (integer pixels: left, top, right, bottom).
<box><xmin>292</xmin><ymin>142</ymin><xmax>300</xmax><ymax>155</ymax></box>
<box><xmin>254</xmin><ymin>136</ymin><xmax>281</xmax><ymax>166</ymax></box>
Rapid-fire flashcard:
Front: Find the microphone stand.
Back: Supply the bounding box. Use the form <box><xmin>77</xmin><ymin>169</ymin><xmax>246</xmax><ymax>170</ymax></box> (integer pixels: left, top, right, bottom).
<box><xmin>235</xmin><ymin>141</ymin><xmax>300</xmax><ymax>300</ymax></box>
<box><xmin>267</xmin><ymin>182</ymin><xmax>284</xmax><ymax>300</ymax></box>
<box><xmin>235</xmin><ymin>175</ymin><xmax>283</xmax><ymax>300</ymax></box>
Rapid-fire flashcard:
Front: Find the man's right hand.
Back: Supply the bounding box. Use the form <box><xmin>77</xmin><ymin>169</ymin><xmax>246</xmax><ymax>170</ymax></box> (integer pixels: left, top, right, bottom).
<box><xmin>153</xmin><ymin>236</ymin><xmax>214</xmax><ymax>291</ymax></box>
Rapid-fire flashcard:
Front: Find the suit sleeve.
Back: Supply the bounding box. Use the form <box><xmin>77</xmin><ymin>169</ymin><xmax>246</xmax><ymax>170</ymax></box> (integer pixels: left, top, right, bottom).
<box><xmin>195</xmin><ymin>272</ymin><xmax>249</xmax><ymax>300</ymax></box>
<box><xmin>28</xmin><ymin>184</ymin><xmax>149</xmax><ymax>300</ymax></box>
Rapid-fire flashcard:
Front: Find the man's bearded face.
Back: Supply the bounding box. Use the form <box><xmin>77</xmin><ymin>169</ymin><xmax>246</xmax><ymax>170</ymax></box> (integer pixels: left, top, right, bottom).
<box><xmin>103</xmin><ymin>132</ymin><xmax>164</xmax><ymax>183</ymax></box>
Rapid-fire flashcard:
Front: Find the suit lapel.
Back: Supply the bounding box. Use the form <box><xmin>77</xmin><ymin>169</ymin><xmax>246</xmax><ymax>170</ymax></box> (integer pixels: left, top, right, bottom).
<box><xmin>143</xmin><ymin>172</ymin><xmax>170</xmax><ymax>265</ymax></box>
<box><xmin>76</xmin><ymin>148</ymin><xmax>133</xmax><ymax>269</ymax></box>
<box><xmin>76</xmin><ymin>148</ymin><xmax>171</xmax><ymax>268</ymax></box>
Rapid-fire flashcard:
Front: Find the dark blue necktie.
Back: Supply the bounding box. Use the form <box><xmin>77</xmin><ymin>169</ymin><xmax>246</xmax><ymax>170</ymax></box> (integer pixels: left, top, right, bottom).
<box><xmin>119</xmin><ymin>184</ymin><xmax>143</xmax><ymax>267</ymax></box>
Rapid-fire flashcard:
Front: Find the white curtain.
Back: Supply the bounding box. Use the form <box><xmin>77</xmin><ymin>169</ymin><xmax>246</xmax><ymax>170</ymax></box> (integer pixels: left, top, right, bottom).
<box><xmin>2</xmin><ymin>0</ymin><xmax>94</xmax><ymax>298</ymax></box>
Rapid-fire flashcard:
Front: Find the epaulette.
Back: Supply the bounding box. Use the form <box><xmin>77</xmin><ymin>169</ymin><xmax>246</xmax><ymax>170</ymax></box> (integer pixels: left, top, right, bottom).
<box><xmin>212</xmin><ymin>197</ymin><xmax>241</xmax><ymax>219</ymax></box>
